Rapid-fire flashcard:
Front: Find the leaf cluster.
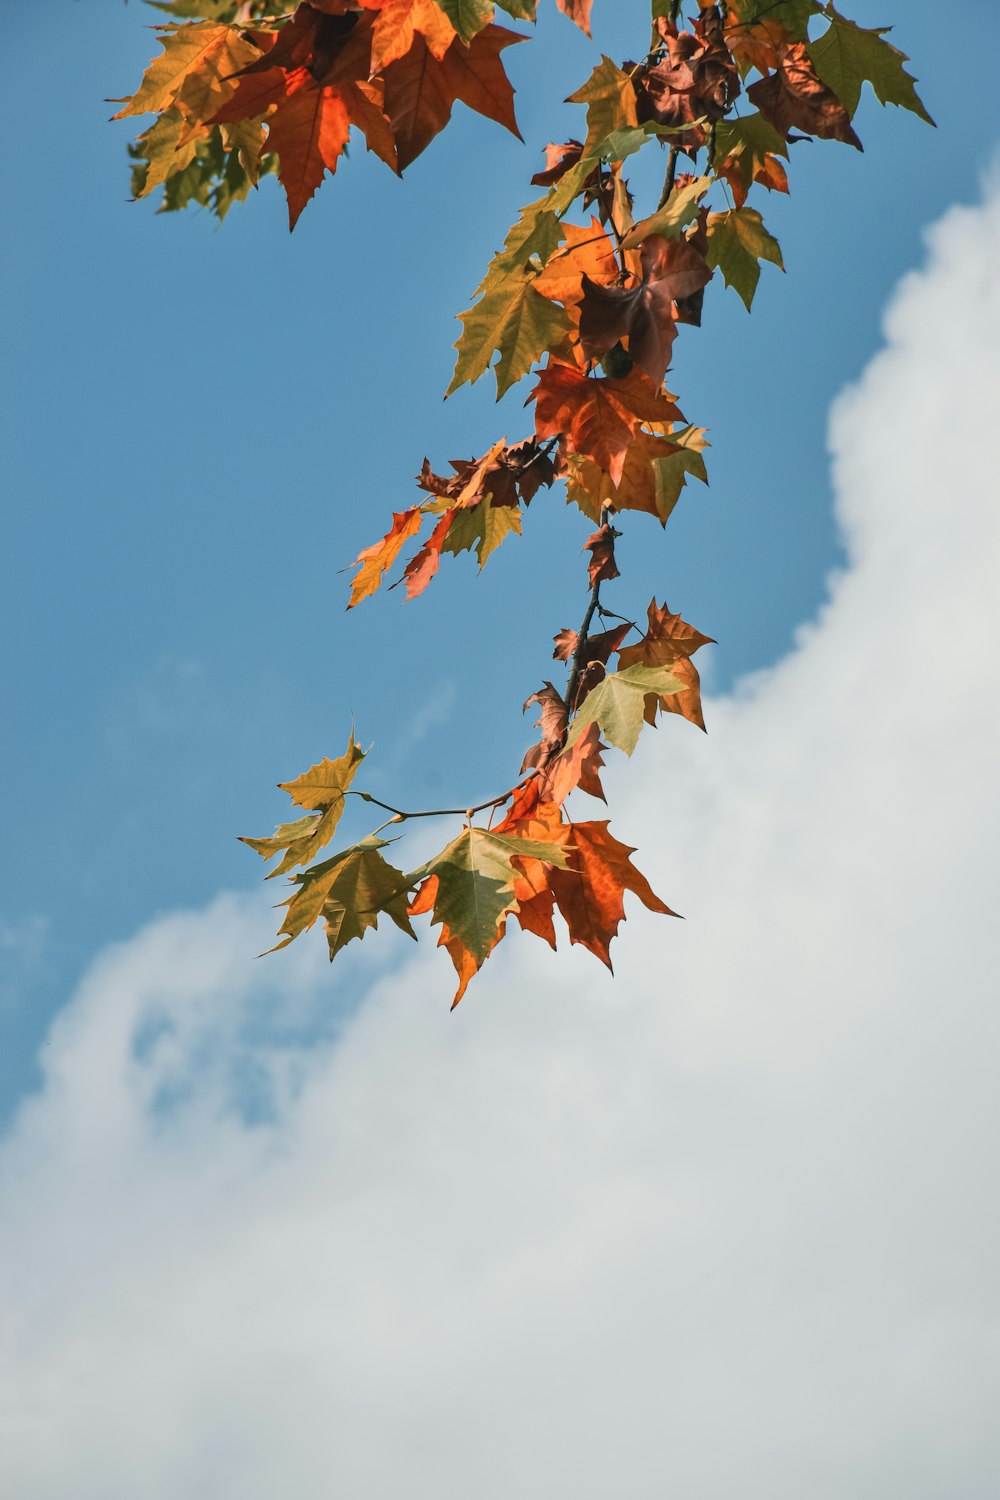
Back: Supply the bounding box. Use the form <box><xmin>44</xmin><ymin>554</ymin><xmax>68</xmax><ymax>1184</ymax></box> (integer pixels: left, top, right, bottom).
<box><xmin>116</xmin><ymin>2</ymin><xmax>932</xmax><ymax>1003</ymax></box>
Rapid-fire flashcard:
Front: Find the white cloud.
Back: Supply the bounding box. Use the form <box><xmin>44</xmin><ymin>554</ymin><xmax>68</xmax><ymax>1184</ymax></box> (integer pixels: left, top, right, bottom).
<box><xmin>2</xmin><ymin>185</ymin><xmax>1000</xmax><ymax>1499</ymax></box>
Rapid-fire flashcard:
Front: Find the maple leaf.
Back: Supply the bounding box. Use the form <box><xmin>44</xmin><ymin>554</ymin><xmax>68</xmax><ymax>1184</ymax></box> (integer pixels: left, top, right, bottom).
<box><xmin>705</xmin><ymin>207</ymin><xmax>784</xmax><ymax>310</ymax></box>
<box><xmin>522</xmin><ymin>682</ymin><xmax>569</xmax><ymax>766</ymax></box>
<box><xmin>368</xmin><ymin>0</ymin><xmax>456</xmax><ymax>72</ymax></box>
<box><xmin>807</xmin><ymin>6</ymin><xmax>934</xmax><ymax>125</ymax></box>
<box><xmin>713</xmin><ymin>113</ymin><xmax>790</xmax><ymax>208</ymax></box>
<box><xmin>129</xmin><ymin>109</ymin><xmax>205</xmax><ymax>200</ymax></box>
<box><xmin>531</xmin><ymin>217</ymin><xmax>620</xmax><ymax>311</ymax></box>
<box><xmin>434</xmin><ymin>0</ymin><xmax>494</xmax><ymax>45</ymax></box>
<box><xmin>399</xmin><ymin>511</ymin><xmax>454</xmax><ymax>599</ymax></box>
<box><xmin>530</xmin><ymin>138</ymin><xmax>584</xmax><ymax>188</ymax></box>
<box><xmin>618</xmin><ymin>175</ymin><xmax>711</xmax><ymax>250</ymax></box>
<box><xmin>408</xmin><ymin>825</ymin><xmax>570</xmax><ymax>1004</ymax></box>
<box><xmin>265</xmin><ymin>834</ymin><xmax>416</xmax><ymax>956</ymax></box>
<box><xmin>616</xmin><ymin>598</ymin><xmax>715</xmax><ymax>731</ymax></box>
<box><xmin>547</xmin><ymin>816</ymin><xmax>677</xmax><ymax>967</ymax></box>
<box><xmin>494</xmin><ymin>0</ymin><xmax>538</xmax><ymax>17</ymax></box>
<box><xmin>555</xmin><ymin>0</ymin><xmax>593</xmax><ymax>37</ymax></box>
<box><xmin>449</xmin><ymin>272</ymin><xmax>572</xmax><ymax>399</ymax></box>
<box><xmin>567</xmin><ymin>57</ymin><xmax>639</xmax><ymax>151</ymax></box>
<box><xmin>347</xmin><ymin>507</ymin><xmax>424</xmax><ymax>607</ymax></box>
<box><xmin>532</xmin><ymin>359</ymin><xmax>684</xmax><ymax>487</ymax></box>
<box><xmin>382</xmin><ymin>24</ymin><xmax>524</xmax><ymax>173</ymax></box>
<box><xmin>723</xmin><ymin>0</ymin><xmax>820</xmax><ymax>43</ymax></box>
<box><xmin>498</xmin><ymin>801</ymin><xmax>675</xmax><ymax>968</ymax></box>
<box><xmin>579</xmin><ymin>234</ymin><xmax>712</xmax><ymax>385</ymax></box>
<box><xmin>441</xmin><ymin>495</ymin><xmax>523</xmax><ymax>568</ymax></box>
<box><xmin>113</xmin><ymin>21</ymin><xmax>263</xmax><ymax>122</ymax></box>
<box><xmin>583</xmin><ymin>522</ymin><xmax>620</xmax><ymax>587</ymax></box>
<box><xmin>632</xmin><ymin>7</ymin><xmax>740</xmax><ymax>143</ymax></box>
<box><xmin>562</xmin><ymin>424</ymin><xmax>709</xmax><ymax>525</ymax></box>
<box><xmin>564</xmin><ymin>663</ymin><xmax>688</xmax><ymax>755</ymax></box>
<box><xmin>747</xmin><ymin>39</ymin><xmax>863</xmax><ymax>150</ymax></box>
<box><xmin>446</xmin><ymin>199</ymin><xmax>570</xmax><ymax>396</ymax></box>
<box><xmin>533</xmin><ymin>721</ymin><xmax>608</xmax><ymax>805</ymax></box>
<box><xmin>240</xmin><ymin>731</ymin><xmax>365</xmax><ymax>876</ymax></box>
<box><xmin>264</xmin><ymin>75</ymin><xmax>352</xmax><ymax>228</ymax></box>
<box><xmin>552</xmin><ymin>620</ymin><xmax>630</xmax><ymax>666</ymax></box>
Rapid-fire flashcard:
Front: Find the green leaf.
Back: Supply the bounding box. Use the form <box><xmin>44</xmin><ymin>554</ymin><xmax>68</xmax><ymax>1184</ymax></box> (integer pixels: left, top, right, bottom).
<box><xmin>620</xmin><ymin>175</ymin><xmax>711</xmax><ymax>249</ymax></box>
<box><xmin>564</xmin><ymin>665</ymin><xmax>688</xmax><ymax>756</ymax></box>
<box><xmin>541</xmin><ymin>123</ymin><xmax>668</xmax><ymax>216</ymax></box>
<box><xmin>435</xmin><ymin>0</ymin><xmax>496</xmax><ymax>44</ymax></box>
<box><xmin>480</xmin><ymin>199</ymin><xmax>565</xmax><ymax>285</ymax></box>
<box><xmin>723</xmin><ymin>0</ymin><xmax>821</xmax><ymax>41</ymax></box>
<box><xmin>808</xmin><ymin>6</ymin><xmax>934</xmax><ymax>124</ymax></box>
<box><xmin>240</xmin><ymin>732</ymin><xmax>366</xmax><ymax>878</ymax></box>
<box><xmin>409</xmin><ymin>827</ymin><xmax>569</xmax><ymax>965</ymax></box>
<box><xmin>713</xmin><ymin>113</ymin><xmax>789</xmax><ymax>202</ymax></box>
<box><xmin>448</xmin><ymin>276</ymin><xmax>571</xmax><ymax>398</ymax></box>
<box><xmin>652</xmin><ymin>425</ymin><xmax>709</xmax><ymax>523</ymax></box>
<box><xmin>567</xmin><ymin>56</ymin><xmax>639</xmax><ymax>152</ymax></box>
<box><xmin>442</xmin><ymin>496</ymin><xmax>523</xmax><ymax>567</ymax></box>
<box><xmin>128</xmin><ymin>108</ymin><xmax>201</xmax><ymax>199</ymax></box>
<box><xmin>494</xmin><ymin>0</ymin><xmax>538</xmax><ymax>16</ymax></box>
<box><xmin>266</xmin><ymin>836</ymin><xmax>415</xmax><ymax>957</ymax></box>
<box><xmin>705</xmin><ymin>207</ymin><xmax>784</xmax><ymax>310</ymax></box>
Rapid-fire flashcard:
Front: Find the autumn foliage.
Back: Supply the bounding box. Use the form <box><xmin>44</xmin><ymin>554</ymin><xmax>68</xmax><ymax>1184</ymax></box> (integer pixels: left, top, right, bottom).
<box><xmin>116</xmin><ymin>0</ymin><xmax>931</xmax><ymax>1004</ymax></box>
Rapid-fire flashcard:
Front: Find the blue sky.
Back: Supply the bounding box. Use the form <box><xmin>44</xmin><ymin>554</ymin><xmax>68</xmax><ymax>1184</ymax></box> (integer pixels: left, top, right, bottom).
<box><xmin>2</xmin><ymin>0</ymin><xmax>997</xmax><ymax>1119</ymax></box>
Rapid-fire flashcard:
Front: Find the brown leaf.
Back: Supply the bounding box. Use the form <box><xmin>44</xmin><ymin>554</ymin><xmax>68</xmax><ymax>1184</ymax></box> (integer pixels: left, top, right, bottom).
<box><xmin>579</xmin><ymin>234</ymin><xmax>711</xmax><ymax>384</ymax></box>
<box><xmin>382</xmin><ymin>25</ymin><xmax>523</xmax><ymax>172</ymax></box>
<box><xmin>555</xmin><ymin>0</ymin><xmax>593</xmax><ymax>37</ymax></box>
<box><xmin>530</xmin><ymin>138</ymin><xmax>584</xmax><ymax>187</ymax></box>
<box><xmin>522</xmin><ymin>682</ymin><xmax>568</xmax><ymax>758</ymax></box>
<box><xmin>748</xmin><ymin>41</ymin><xmax>863</xmax><ymax>150</ymax></box>
<box><xmin>632</xmin><ymin>6</ymin><xmax>740</xmax><ymax>143</ymax></box>
<box><xmin>583</xmin><ymin>523</ymin><xmax>620</xmax><ymax>587</ymax></box>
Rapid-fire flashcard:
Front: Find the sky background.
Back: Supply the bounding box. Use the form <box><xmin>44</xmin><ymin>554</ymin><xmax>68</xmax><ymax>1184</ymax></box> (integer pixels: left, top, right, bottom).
<box><xmin>2</xmin><ymin>0</ymin><xmax>997</xmax><ymax>1111</ymax></box>
<box><xmin>2</xmin><ymin>4</ymin><xmax>999</xmax><ymax>1490</ymax></box>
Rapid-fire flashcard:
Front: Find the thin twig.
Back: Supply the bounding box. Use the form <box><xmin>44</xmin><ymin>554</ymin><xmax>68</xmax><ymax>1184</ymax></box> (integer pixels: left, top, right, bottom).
<box><xmin>347</xmin><ymin>780</ymin><xmax>532</xmax><ymax>824</ymax></box>
<box><xmin>564</xmin><ymin>505</ymin><xmax>619</xmax><ymax>715</ymax></box>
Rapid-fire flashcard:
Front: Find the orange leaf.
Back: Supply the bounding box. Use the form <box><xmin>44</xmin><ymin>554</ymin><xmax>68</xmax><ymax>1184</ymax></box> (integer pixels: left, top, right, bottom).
<box><xmin>531</xmin><ymin>361</ymin><xmax>683</xmax><ymax>485</ymax></box>
<box><xmin>616</xmin><ymin>599</ymin><xmax>715</xmax><ymax>730</ymax></box>
<box><xmin>368</xmin><ymin>0</ymin><xmax>456</xmax><ymax>73</ymax></box>
<box><xmin>398</xmin><ymin>511</ymin><xmax>454</xmax><ymax>599</ymax></box>
<box><xmin>348</xmin><ymin>507</ymin><xmax>423</xmax><ymax>607</ymax></box>
<box><xmin>264</xmin><ymin>76</ymin><xmax>352</xmax><ymax>229</ymax></box>
<box><xmin>500</xmin><ymin>801</ymin><xmax>676</xmax><ymax>968</ymax></box>
<box><xmin>532</xmin><ymin>217</ymin><xmax>619</xmax><ymax>311</ymax></box>
<box><xmin>549</xmin><ymin>818</ymin><xmax>677</xmax><ymax>967</ymax></box>
<box><xmin>534</xmin><ymin>721</ymin><xmax>608</xmax><ymax>805</ymax></box>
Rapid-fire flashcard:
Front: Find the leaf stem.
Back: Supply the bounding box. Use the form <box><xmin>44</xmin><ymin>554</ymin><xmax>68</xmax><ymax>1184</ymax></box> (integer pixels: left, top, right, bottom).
<box><xmin>658</xmin><ymin>145</ymin><xmax>681</xmax><ymax>209</ymax></box>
